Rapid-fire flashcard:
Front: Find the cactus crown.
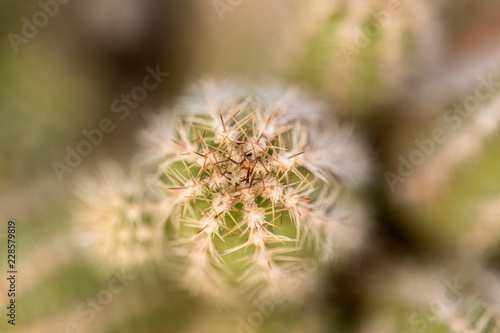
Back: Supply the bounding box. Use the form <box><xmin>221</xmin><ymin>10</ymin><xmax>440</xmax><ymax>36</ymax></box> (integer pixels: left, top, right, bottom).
<box><xmin>157</xmin><ymin>95</ymin><xmax>334</xmax><ymax>300</ymax></box>
<box><xmin>75</xmin><ymin>81</ymin><xmax>369</xmax><ymax>302</ymax></box>
<box><xmin>165</xmin><ymin>105</ymin><xmax>317</xmax><ymax>241</ymax></box>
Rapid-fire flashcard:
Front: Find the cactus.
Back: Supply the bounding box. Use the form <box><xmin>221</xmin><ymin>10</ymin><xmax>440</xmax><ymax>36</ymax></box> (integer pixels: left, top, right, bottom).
<box><xmin>278</xmin><ymin>0</ymin><xmax>442</xmax><ymax>112</ymax></box>
<box><xmin>74</xmin><ymin>80</ymin><xmax>370</xmax><ymax>302</ymax></box>
<box><xmin>74</xmin><ymin>163</ymin><xmax>162</xmax><ymax>274</ymax></box>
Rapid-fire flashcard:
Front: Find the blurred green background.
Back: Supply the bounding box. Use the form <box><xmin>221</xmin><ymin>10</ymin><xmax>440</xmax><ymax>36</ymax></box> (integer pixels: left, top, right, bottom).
<box><xmin>1</xmin><ymin>0</ymin><xmax>500</xmax><ymax>332</ymax></box>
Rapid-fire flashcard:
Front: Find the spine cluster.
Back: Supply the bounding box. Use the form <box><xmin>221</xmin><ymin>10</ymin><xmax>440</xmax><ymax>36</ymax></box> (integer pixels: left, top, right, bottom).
<box><xmin>162</xmin><ymin>106</ymin><xmax>320</xmax><ymax>299</ymax></box>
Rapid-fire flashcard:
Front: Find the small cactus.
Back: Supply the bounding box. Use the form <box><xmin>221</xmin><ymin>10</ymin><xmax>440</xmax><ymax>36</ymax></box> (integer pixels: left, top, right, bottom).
<box><xmin>74</xmin><ymin>163</ymin><xmax>162</xmax><ymax>273</ymax></box>
<box><xmin>75</xmin><ymin>80</ymin><xmax>370</xmax><ymax>302</ymax></box>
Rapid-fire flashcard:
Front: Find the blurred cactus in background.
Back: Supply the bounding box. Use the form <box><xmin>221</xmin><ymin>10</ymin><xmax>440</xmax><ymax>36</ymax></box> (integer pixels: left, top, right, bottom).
<box><xmin>275</xmin><ymin>0</ymin><xmax>443</xmax><ymax>113</ymax></box>
<box><xmin>74</xmin><ymin>163</ymin><xmax>162</xmax><ymax>273</ymax></box>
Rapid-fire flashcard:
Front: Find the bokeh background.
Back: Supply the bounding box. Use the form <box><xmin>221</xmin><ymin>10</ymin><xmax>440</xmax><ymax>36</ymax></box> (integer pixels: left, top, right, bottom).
<box><xmin>1</xmin><ymin>0</ymin><xmax>500</xmax><ymax>332</ymax></box>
